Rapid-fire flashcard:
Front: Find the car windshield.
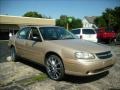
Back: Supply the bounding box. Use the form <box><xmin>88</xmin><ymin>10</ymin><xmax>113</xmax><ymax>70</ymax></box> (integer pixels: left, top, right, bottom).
<box><xmin>39</xmin><ymin>27</ymin><xmax>77</xmax><ymax>40</ymax></box>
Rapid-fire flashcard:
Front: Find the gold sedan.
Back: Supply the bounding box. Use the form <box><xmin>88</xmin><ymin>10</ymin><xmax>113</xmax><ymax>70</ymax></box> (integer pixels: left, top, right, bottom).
<box><xmin>8</xmin><ymin>26</ymin><xmax>116</xmax><ymax>80</ymax></box>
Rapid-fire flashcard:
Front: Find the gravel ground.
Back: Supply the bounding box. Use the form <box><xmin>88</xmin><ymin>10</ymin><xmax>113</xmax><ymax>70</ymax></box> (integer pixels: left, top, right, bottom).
<box><xmin>0</xmin><ymin>41</ymin><xmax>120</xmax><ymax>90</ymax></box>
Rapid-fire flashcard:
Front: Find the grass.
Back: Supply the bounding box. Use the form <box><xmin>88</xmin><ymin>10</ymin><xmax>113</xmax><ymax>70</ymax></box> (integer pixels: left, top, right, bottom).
<box><xmin>17</xmin><ymin>73</ymin><xmax>48</xmax><ymax>86</ymax></box>
<box><xmin>0</xmin><ymin>73</ymin><xmax>48</xmax><ymax>87</ymax></box>
<box><xmin>31</xmin><ymin>73</ymin><xmax>48</xmax><ymax>81</ymax></box>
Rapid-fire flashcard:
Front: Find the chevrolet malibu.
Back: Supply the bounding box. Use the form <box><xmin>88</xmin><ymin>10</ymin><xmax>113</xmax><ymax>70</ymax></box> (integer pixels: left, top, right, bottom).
<box><xmin>8</xmin><ymin>26</ymin><xmax>116</xmax><ymax>80</ymax></box>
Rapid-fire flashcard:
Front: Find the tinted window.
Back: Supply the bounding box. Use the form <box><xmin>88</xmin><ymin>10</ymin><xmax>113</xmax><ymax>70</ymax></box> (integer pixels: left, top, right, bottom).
<box><xmin>29</xmin><ymin>27</ymin><xmax>41</xmax><ymax>40</ymax></box>
<box><xmin>17</xmin><ymin>28</ymin><xmax>30</xmax><ymax>39</ymax></box>
<box><xmin>71</xmin><ymin>29</ymin><xmax>80</xmax><ymax>34</ymax></box>
<box><xmin>82</xmin><ymin>29</ymin><xmax>95</xmax><ymax>34</ymax></box>
<box><xmin>39</xmin><ymin>27</ymin><xmax>76</xmax><ymax>40</ymax></box>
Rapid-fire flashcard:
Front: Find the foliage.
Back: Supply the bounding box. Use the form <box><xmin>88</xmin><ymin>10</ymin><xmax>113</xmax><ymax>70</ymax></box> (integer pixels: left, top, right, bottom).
<box><xmin>23</xmin><ymin>11</ymin><xmax>51</xmax><ymax>19</ymax></box>
<box><xmin>56</xmin><ymin>15</ymin><xmax>83</xmax><ymax>30</ymax></box>
<box><xmin>20</xmin><ymin>73</ymin><xmax>48</xmax><ymax>86</ymax></box>
<box><xmin>56</xmin><ymin>15</ymin><xmax>67</xmax><ymax>28</ymax></box>
<box><xmin>32</xmin><ymin>73</ymin><xmax>48</xmax><ymax>81</ymax></box>
<box><xmin>23</xmin><ymin>11</ymin><xmax>42</xmax><ymax>18</ymax></box>
<box><xmin>23</xmin><ymin>12</ymin><xmax>82</xmax><ymax>30</ymax></box>
<box><xmin>94</xmin><ymin>16</ymin><xmax>106</xmax><ymax>27</ymax></box>
<box><xmin>94</xmin><ymin>7</ymin><xmax>120</xmax><ymax>32</ymax></box>
<box><xmin>69</xmin><ymin>18</ymin><xmax>82</xmax><ymax>30</ymax></box>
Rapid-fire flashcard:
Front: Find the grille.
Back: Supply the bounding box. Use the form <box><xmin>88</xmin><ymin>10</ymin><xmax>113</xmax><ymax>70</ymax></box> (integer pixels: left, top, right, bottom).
<box><xmin>96</xmin><ymin>51</ymin><xmax>112</xmax><ymax>59</ymax></box>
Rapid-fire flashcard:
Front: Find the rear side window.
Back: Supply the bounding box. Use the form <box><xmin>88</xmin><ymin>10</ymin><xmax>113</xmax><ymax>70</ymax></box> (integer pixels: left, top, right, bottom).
<box><xmin>17</xmin><ymin>28</ymin><xmax>30</xmax><ymax>39</ymax></box>
<box><xmin>82</xmin><ymin>29</ymin><xmax>95</xmax><ymax>34</ymax></box>
<box><xmin>71</xmin><ymin>29</ymin><xmax>80</xmax><ymax>34</ymax></box>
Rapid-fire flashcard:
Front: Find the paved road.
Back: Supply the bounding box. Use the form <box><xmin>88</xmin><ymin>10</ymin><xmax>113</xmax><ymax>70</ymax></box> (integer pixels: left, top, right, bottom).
<box><xmin>0</xmin><ymin>41</ymin><xmax>10</xmax><ymax>63</ymax></box>
<box><xmin>0</xmin><ymin>41</ymin><xmax>120</xmax><ymax>90</ymax></box>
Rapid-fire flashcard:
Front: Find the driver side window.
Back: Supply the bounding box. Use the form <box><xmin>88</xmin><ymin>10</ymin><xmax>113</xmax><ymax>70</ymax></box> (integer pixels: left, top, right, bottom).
<box><xmin>29</xmin><ymin>27</ymin><xmax>41</xmax><ymax>41</ymax></box>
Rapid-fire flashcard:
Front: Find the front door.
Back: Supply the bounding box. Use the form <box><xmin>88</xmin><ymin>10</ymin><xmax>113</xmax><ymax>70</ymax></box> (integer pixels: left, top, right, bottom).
<box><xmin>25</xmin><ymin>27</ymin><xmax>43</xmax><ymax>64</ymax></box>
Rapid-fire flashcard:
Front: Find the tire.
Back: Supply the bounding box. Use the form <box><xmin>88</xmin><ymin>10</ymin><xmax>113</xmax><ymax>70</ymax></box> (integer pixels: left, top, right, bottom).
<box><xmin>10</xmin><ymin>47</ymin><xmax>17</xmax><ymax>61</ymax></box>
<box><xmin>97</xmin><ymin>38</ymin><xmax>101</xmax><ymax>43</ymax></box>
<box><xmin>45</xmin><ymin>55</ymin><xmax>64</xmax><ymax>80</ymax></box>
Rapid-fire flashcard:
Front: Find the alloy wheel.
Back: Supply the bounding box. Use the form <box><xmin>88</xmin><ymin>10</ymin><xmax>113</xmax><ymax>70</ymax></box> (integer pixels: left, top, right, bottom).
<box><xmin>46</xmin><ymin>55</ymin><xmax>64</xmax><ymax>80</ymax></box>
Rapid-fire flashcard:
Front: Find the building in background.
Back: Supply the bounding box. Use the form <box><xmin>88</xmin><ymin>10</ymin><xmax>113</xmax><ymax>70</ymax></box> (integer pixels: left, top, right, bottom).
<box><xmin>0</xmin><ymin>15</ymin><xmax>55</xmax><ymax>40</ymax></box>
<box><xmin>82</xmin><ymin>16</ymin><xmax>97</xmax><ymax>28</ymax></box>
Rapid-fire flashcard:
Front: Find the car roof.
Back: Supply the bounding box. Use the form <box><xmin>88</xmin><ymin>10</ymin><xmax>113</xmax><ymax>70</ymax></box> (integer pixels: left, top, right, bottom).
<box><xmin>72</xmin><ymin>28</ymin><xmax>95</xmax><ymax>30</ymax></box>
<box><xmin>22</xmin><ymin>25</ymin><xmax>61</xmax><ymax>28</ymax></box>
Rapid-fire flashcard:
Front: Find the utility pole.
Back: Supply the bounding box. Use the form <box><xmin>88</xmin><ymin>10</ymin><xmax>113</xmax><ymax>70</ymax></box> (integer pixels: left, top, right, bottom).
<box><xmin>67</xmin><ymin>23</ymin><xmax>69</xmax><ymax>30</ymax></box>
<box><xmin>67</xmin><ymin>17</ymin><xmax>72</xmax><ymax>30</ymax></box>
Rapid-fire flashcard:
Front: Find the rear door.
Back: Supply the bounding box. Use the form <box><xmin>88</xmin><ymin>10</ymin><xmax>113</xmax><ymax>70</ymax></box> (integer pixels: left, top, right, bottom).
<box><xmin>15</xmin><ymin>27</ymin><xmax>30</xmax><ymax>57</ymax></box>
<box><xmin>82</xmin><ymin>29</ymin><xmax>97</xmax><ymax>42</ymax></box>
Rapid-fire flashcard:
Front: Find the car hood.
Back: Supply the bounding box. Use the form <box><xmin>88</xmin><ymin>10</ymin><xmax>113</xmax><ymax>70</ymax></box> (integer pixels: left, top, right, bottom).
<box><xmin>49</xmin><ymin>39</ymin><xmax>111</xmax><ymax>53</ymax></box>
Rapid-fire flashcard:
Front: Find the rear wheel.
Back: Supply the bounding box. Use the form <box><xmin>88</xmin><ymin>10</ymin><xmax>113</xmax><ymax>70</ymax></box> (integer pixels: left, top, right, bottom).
<box><xmin>10</xmin><ymin>47</ymin><xmax>17</xmax><ymax>61</ymax></box>
<box><xmin>45</xmin><ymin>55</ymin><xmax>64</xmax><ymax>80</ymax></box>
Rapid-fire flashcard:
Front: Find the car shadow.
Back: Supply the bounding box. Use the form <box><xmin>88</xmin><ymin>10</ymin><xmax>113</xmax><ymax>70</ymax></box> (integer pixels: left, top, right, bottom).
<box><xmin>17</xmin><ymin>58</ymin><xmax>46</xmax><ymax>73</ymax></box>
<box><xmin>63</xmin><ymin>71</ymin><xmax>109</xmax><ymax>84</ymax></box>
<box><xmin>17</xmin><ymin>58</ymin><xmax>109</xmax><ymax>84</ymax></box>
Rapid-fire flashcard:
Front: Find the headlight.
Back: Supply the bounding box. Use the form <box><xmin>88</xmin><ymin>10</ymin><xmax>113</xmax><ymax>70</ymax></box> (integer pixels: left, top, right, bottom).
<box><xmin>75</xmin><ymin>52</ymin><xmax>95</xmax><ymax>59</ymax></box>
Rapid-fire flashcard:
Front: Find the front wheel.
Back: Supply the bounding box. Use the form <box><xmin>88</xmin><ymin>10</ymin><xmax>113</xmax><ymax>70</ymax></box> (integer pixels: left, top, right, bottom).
<box><xmin>45</xmin><ymin>55</ymin><xmax>64</xmax><ymax>80</ymax></box>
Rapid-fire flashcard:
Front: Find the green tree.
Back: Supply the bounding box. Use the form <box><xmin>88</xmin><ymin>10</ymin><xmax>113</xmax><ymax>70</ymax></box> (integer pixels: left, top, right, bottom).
<box><xmin>102</xmin><ymin>8</ymin><xmax>114</xmax><ymax>28</ymax></box>
<box><xmin>94</xmin><ymin>16</ymin><xmax>106</xmax><ymax>27</ymax></box>
<box><xmin>94</xmin><ymin>7</ymin><xmax>120</xmax><ymax>32</ymax></box>
<box><xmin>56</xmin><ymin>15</ymin><xmax>82</xmax><ymax>30</ymax></box>
<box><xmin>23</xmin><ymin>11</ymin><xmax>42</xmax><ymax>18</ymax></box>
<box><xmin>70</xmin><ymin>18</ymin><xmax>82</xmax><ymax>30</ymax></box>
<box><xmin>56</xmin><ymin>15</ymin><xmax>67</xmax><ymax>28</ymax></box>
<box><xmin>103</xmin><ymin>7</ymin><xmax>120</xmax><ymax>32</ymax></box>
<box><xmin>112</xmin><ymin>7</ymin><xmax>120</xmax><ymax>32</ymax></box>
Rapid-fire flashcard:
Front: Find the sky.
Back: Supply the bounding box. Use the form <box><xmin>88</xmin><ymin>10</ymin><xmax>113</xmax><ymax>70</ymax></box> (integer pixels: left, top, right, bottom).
<box><xmin>0</xmin><ymin>0</ymin><xmax>120</xmax><ymax>19</ymax></box>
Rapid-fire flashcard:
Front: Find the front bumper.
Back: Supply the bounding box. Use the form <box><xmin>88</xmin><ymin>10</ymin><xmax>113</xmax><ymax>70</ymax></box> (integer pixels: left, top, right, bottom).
<box><xmin>63</xmin><ymin>57</ymin><xmax>116</xmax><ymax>76</ymax></box>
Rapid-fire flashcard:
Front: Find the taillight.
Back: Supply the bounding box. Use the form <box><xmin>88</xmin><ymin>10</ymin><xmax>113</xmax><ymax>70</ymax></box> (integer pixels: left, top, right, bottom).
<box><xmin>80</xmin><ymin>35</ymin><xmax>82</xmax><ymax>39</ymax></box>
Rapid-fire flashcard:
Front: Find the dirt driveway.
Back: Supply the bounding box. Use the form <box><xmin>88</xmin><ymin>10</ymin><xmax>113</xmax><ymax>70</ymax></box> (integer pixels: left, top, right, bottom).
<box><xmin>0</xmin><ymin>41</ymin><xmax>120</xmax><ymax>90</ymax></box>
